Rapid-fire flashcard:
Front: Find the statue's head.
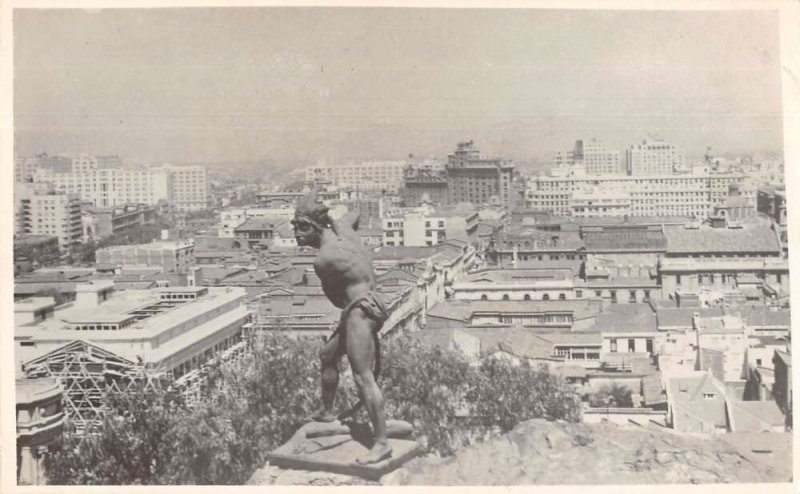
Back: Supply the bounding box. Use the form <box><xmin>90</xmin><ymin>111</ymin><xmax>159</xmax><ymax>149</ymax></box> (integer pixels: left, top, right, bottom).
<box><xmin>291</xmin><ymin>189</ymin><xmax>330</xmax><ymax>248</ymax></box>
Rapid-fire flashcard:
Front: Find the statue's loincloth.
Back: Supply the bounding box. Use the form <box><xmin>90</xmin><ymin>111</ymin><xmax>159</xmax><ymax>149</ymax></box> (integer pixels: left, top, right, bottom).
<box><xmin>329</xmin><ymin>291</ymin><xmax>388</xmax><ymax>340</ymax></box>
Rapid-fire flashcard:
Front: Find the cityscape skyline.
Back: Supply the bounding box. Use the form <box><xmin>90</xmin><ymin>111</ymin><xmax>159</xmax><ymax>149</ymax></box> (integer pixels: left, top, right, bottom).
<box><xmin>15</xmin><ymin>7</ymin><xmax>784</xmax><ymax>167</ymax></box>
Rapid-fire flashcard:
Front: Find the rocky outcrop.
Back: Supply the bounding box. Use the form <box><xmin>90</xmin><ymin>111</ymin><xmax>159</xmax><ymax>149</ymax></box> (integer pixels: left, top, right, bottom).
<box><xmin>249</xmin><ymin>418</ymin><xmax>790</xmax><ymax>485</ymax></box>
<box><xmin>381</xmin><ymin>419</ymin><xmax>791</xmax><ymax>485</ymax></box>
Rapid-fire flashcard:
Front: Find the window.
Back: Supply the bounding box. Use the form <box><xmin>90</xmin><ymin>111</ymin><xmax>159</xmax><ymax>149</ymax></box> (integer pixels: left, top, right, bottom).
<box><xmin>524</xmin><ymin>294</ymin><xmax>531</xmax><ymax>301</ymax></box>
<box><xmin>481</xmin><ymin>295</ymin><xmax>488</xmax><ymax>301</ymax></box>
<box><xmin>558</xmin><ymin>293</ymin><xmax>566</xmax><ymax>300</ymax></box>
<box><xmin>629</xmin><ymin>290</ymin><xmax>637</xmax><ymax>303</ymax></box>
<box><xmin>703</xmin><ymin>393</ymin><xmax>716</xmax><ymax>400</ymax></box>
<box><xmin>542</xmin><ymin>294</ymin><xmax>550</xmax><ymax>301</ymax></box>
<box><xmin>610</xmin><ymin>290</ymin><xmax>617</xmax><ymax>303</ymax></box>
<box><xmin>576</xmin><ymin>290</ymin><xmax>583</xmax><ymax>298</ymax></box>
<box><xmin>628</xmin><ymin>339</ymin><xmax>636</xmax><ymax>352</ymax></box>
<box><xmin>502</xmin><ymin>294</ymin><xmax>510</xmax><ymax>301</ymax></box>
<box><xmin>610</xmin><ymin>338</ymin><xmax>617</xmax><ymax>353</ymax></box>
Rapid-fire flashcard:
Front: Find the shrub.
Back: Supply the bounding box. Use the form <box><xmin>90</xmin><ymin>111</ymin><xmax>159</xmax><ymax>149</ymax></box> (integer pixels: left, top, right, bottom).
<box><xmin>42</xmin><ymin>332</ymin><xmax>582</xmax><ymax>484</ymax></box>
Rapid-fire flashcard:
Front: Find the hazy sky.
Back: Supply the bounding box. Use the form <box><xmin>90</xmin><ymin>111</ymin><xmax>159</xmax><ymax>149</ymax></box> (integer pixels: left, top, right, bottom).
<box><xmin>14</xmin><ymin>7</ymin><xmax>783</xmax><ymax>166</ymax></box>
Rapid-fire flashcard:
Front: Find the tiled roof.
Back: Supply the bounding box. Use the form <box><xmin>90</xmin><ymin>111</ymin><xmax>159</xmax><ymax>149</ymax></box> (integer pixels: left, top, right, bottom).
<box><xmin>738</xmin><ymin>307</ymin><xmax>791</xmax><ymax>328</ymax></box>
<box><xmin>234</xmin><ymin>218</ymin><xmax>276</xmax><ymax>231</ymax></box>
<box><xmin>537</xmin><ymin>331</ymin><xmax>601</xmax><ymax>346</ymax></box>
<box><xmin>583</xmin><ymin>231</ymin><xmax>667</xmax><ymax>252</ymax></box>
<box><xmin>663</xmin><ymin>224</ymin><xmax>780</xmax><ymax>254</ymax></box>
<box><xmin>729</xmin><ymin>400</ymin><xmax>785</xmax><ymax>432</ymax></box>
<box><xmin>656</xmin><ymin>307</ymin><xmax>723</xmax><ymax>329</ymax></box>
<box><xmin>667</xmin><ymin>372</ymin><xmax>725</xmax><ymax>403</ymax></box>
<box><xmin>591</xmin><ymin>304</ymin><xmax>657</xmax><ymax>334</ymax></box>
<box><xmin>674</xmin><ymin>401</ymin><xmax>728</xmax><ymax>428</ymax></box>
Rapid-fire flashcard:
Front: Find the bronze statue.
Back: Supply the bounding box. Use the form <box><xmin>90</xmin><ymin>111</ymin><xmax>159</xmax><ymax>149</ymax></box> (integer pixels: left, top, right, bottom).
<box><xmin>291</xmin><ymin>190</ymin><xmax>392</xmax><ymax>465</ymax></box>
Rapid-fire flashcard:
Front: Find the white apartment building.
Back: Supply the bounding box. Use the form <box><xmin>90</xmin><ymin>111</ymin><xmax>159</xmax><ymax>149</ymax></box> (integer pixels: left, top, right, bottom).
<box><xmin>29</xmin><ymin>156</ymin><xmax>209</xmax><ymax>211</ymax></box>
<box><xmin>154</xmin><ymin>164</ymin><xmax>210</xmax><ymax>212</ymax></box>
<box><xmin>34</xmin><ymin>166</ymin><xmax>171</xmax><ymax>208</ymax></box>
<box><xmin>16</xmin><ymin>184</ymin><xmax>82</xmax><ymax>253</ymax></box>
<box><xmin>305</xmin><ymin>161</ymin><xmax>406</xmax><ymax>192</ymax></box>
<box><xmin>526</xmin><ymin>170</ymin><xmax>754</xmax><ymax>218</ymax></box>
<box><xmin>553</xmin><ymin>139</ymin><xmax>621</xmax><ymax>175</ymax></box>
<box><xmin>627</xmin><ymin>138</ymin><xmax>686</xmax><ymax>175</ymax></box>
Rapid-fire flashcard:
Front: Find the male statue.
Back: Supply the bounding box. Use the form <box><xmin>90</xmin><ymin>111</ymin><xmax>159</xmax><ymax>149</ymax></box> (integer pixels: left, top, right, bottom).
<box><xmin>291</xmin><ymin>191</ymin><xmax>392</xmax><ymax>465</ymax></box>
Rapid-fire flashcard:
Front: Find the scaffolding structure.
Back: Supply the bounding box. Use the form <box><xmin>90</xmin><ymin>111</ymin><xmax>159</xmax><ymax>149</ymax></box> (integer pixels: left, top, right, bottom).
<box><xmin>22</xmin><ymin>340</ymin><xmax>161</xmax><ymax>435</ymax></box>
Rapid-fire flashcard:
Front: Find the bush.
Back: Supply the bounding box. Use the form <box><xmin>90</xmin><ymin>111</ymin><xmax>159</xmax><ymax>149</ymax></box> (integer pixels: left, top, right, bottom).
<box><xmin>588</xmin><ymin>383</ymin><xmax>634</xmax><ymax>408</ymax></box>
<box><xmin>42</xmin><ymin>332</ymin><xmax>582</xmax><ymax>484</ymax></box>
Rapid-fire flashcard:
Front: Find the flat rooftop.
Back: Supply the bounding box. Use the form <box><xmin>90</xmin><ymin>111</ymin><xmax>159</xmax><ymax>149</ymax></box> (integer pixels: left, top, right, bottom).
<box><xmin>17</xmin><ymin>287</ymin><xmax>246</xmax><ymax>339</ymax></box>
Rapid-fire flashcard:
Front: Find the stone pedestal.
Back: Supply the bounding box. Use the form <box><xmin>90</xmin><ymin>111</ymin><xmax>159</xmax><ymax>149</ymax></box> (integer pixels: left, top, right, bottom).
<box><xmin>268</xmin><ymin>419</ymin><xmax>424</xmax><ymax>481</ymax></box>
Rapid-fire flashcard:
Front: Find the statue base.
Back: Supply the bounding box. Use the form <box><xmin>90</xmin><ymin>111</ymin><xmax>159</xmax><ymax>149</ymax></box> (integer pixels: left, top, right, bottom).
<box><xmin>268</xmin><ymin>419</ymin><xmax>424</xmax><ymax>481</ymax></box>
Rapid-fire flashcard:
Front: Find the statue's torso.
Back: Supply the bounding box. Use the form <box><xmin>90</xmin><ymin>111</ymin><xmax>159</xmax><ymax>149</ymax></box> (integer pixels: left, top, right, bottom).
<box><xmin>314</xmin><ymin>237</ymin><xmax>376</xmax><ymax>309</ymax></box>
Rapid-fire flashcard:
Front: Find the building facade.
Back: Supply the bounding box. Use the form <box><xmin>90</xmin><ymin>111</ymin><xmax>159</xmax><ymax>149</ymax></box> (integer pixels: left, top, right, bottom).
<box><xmin>526</xmin><ymin>171</ymin><xmax>754</xmax><ymax>218</ymax></box>
<box><xmin>627</xmin><ymin>138</ymin><xmax>686</xmax><ymax>175</ymax></box>
<box><xmin>16</xmin><ymin>185</ymin><xmax>82</xmax><ymax>253</ymax></box>
<box><xmin>445</xmin><ymin>141</ymin><xmax>515</xmax><ymax>207</ymax></box>
<box><xmin>554</xmin><ymin>139</ymin><xmax>621</xmax><ymax>175</ymax></box>
<box><xmin>95</xmin><ymin>241</ymin><xmax>195</xmax><ymax>274</ymax></box>
<box><xmin>305</xmin><ymin>160</ymin><xmax>406</xmax><ymax>192</ymax></box>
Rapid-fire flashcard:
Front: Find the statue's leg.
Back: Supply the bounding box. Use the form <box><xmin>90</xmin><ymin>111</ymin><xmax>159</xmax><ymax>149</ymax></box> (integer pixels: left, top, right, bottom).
<box><xmin>345</xmin><ymin>309</ymin><xmax>392</xmax><ymax>464</ymax></box>
<box><xmin>308</xmin><ymin>332</ymin><xmax>343</xmax><ymax>423</ymax></box>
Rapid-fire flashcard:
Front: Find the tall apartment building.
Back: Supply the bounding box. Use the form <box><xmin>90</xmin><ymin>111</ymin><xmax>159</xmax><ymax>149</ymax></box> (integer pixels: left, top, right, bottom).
<box><xmin>16</xmin><ymin>184</ymin><xmax>82</xmax><ymax>253</ymax></box>
<box><xmin>305</xmin><ymin>161</ymin><xmax>406</xmax><ymax>192</ymax></box>
<box><xmin>154</xmin><ymin>164</ymin><xmax>210</xmax><ymax>212</ymax></box>
<box><xmin>527</xmin><ymin>171</ymin><xmax>754</xmax><ymax>218</ymax></box>
<box><xmin>26</xmin><ymin>154</ymin><xmax>209</xmax><ymax>211</ymax></box>
<box><xmin>445</xmin><ymin>141</ymin><xmax>515</xmax><ymax>207</ymax></box>
<box><xmin>553</xmin><ymin>139</ymin><xmax>621</xmax><ymax>175</ymax></box>
<box><xmin>627</xmin><ymin>138</ymin><xmax>686</xmax><ymax>175</ymax></box>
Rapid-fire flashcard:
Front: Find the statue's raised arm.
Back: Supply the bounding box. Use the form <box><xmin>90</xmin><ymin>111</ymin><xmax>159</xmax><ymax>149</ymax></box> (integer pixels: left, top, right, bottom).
<box><xmin>331</xmin><ymin>210</ymin><xmax>362</xmax><ymax>246</ymax></box>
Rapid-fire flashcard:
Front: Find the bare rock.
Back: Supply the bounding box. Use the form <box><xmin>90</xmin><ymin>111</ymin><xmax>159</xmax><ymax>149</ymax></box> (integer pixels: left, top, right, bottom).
<box><xmin>384</xmin><ymin>419</ymin><xmax>791</xmax><ymax>485</ymax></box>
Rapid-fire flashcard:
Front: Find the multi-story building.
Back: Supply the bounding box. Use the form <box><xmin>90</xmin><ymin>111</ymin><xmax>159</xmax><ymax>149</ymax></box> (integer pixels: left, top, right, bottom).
<box><xmin>154</xmin><ymin>164</ymin><xmax>210</xmax><ymax>212</ymax></box>
<box><xmin>660</xmin><ymin>220</ymin><xmax>788</xmax><ymax>304</ymax></box>
<box><xmin>382</xmin><ymin>205</ymin><xmax>479</xmax><ymax>247</ymax></box>
<box><xmin>445</xmin><ymin>141</ymin><xmax>515</xmax><ymax>207</ymax></box>
<box><xmin>570</xmin><ymin>188</ymin><xmax>631</xmax><ymax>217</ymax></box>
<box><xmin>218</xmin><ymin>206</ymin><xmax>296</xmax><ymax>237</ymax></box>
<box><xmin>26</xmin><ymin>154</ymin><xmax>209</xmax><ymax>211</ymax></box>
<box><xmin>554</xmin><ymin>139</ymin><xmax>621</xmax><ymax>175</ymax></box>
<box><xmin>82</xmin><ymin>203</ymin><xmax>159</xmax><ymax>242</ymax></box>
<box><xmin>305</xmin><ymin>160</ymin><xmax>406</xmax><ymax>192</ymax></box>
<box><xmin>757</xmin><ymin>186</ymin><xmax>787</xmax><ymax>226</ymax></box>
<box><xmin>16</xmin><ymin>283</ymin><xmax>250</xmax><ymax>431</ymax></box>
<box><xmin>95</xmin><ymin>240</ymin><xmax>195</xmax><ymax>274</ymax></box>
<box><xmin>627</xmin><ymin>138</ymin><xmax>686</xmax><ymax>175</ymax></box>
<box><xmin>16</xmin><ymin>283</ymin><xmax>248</xmax><ymax>376</ymax></box>
<box><xmin>401</xmin><ymin>160</ymin><xmax>448</xmax><ymax>206</ymax></box>
<box><xmin>526</xmin><ymin>170</ymin><xmax>754</xmax><ymax>218</ymax></box>
<box><xmin>16</xmin><ymin>184</ymin><xmax>82</xmax><ymax>253</ymax></box>
<box><xmin>33</xmin><ymin>166</ymin><xmax>171</xmax><ymax>208</ymax></box>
